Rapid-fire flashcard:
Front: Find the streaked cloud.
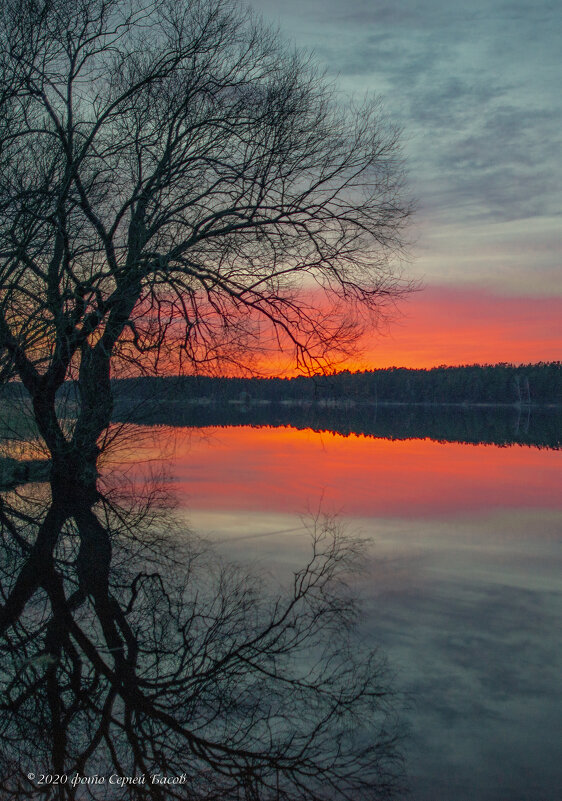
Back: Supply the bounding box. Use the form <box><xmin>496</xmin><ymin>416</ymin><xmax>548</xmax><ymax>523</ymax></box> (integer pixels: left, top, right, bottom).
<box><xmin>251</xmin><ymin>0</ymin><xmax>562</xmax><ymax>296</ymax></box>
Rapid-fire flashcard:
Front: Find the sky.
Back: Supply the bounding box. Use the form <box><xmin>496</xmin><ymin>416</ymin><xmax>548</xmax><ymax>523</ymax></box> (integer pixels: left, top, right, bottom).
<box><xmin>248</xmin><ymin>0</ymin><xmax>561</xmax><ymax>368</ymax></box>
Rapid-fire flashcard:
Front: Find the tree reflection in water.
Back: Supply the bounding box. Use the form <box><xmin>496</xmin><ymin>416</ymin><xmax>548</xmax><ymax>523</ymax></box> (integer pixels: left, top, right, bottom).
<box><xmin>0</xmin><ymin>470</ymin><xmax>403</xmax><ymax>800</ymax></box>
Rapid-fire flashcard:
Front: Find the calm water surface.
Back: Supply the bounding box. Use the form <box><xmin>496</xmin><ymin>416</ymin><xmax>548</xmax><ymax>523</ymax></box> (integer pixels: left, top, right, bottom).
<box><xmin>117</xmin><ymin>425</ymin><xmax>562</xmax><ymax>801</ymax></box>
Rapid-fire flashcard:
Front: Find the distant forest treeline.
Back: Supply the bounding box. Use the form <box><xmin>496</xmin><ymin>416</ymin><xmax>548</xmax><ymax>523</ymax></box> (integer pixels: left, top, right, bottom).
<box><xmin>113</xmin><ymin>362</ymin><xmax>561</xmax><ymax>406</ymax></box>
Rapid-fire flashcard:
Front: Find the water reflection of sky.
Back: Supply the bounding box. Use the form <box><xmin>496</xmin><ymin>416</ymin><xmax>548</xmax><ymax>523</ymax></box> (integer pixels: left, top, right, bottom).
<box><xmin>136</xmin><ymin>424</ymin><xmax>560</xmax><ymax>801</ymax></box>
<box><xmin>115</xmin><ymin>424</ymin><xmax>562</xmax><ymax>800</ymax></box>
<box><xmin>128</xmin><ymin>425</ymin><xmax>562</xmax><ymax>518</ymax></box>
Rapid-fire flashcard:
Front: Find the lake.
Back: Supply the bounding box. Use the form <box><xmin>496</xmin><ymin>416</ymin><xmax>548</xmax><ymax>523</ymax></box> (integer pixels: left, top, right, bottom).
<box><xmin>116</xmin><ymin>423</ymin><xmax>562</xmax><ymax>801</ymax></box>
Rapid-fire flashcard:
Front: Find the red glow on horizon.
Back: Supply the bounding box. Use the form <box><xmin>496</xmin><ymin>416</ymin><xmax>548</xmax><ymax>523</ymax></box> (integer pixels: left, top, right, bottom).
<box><xmin>120</xmin><ymin>284</ymin><xmax>561</xmax><ymax>378</ymax></box>
<box><xmin>355</xmin><ymin>286</ymin><xmax>562</xmax><ymax>371</ymax></box>
<box><xmin>116</xmin><ymin>283</ymin><xmax>561</xmax><ymax>378</ymax></box>
<box><xmin>265</xmin><ymin>285</ymin><xmax>562</xmax><ymax>375</ymax></box>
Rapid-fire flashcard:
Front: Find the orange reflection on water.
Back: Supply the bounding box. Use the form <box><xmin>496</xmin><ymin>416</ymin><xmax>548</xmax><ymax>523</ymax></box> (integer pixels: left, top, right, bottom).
<box><xmin>131</xmin><ymin>425</ymin><xmax>562</xmax><ymax>518</ymax></box>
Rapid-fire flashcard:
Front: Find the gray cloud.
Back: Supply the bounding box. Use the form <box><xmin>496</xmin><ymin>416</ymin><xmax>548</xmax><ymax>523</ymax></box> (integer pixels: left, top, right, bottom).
<box><xmin>250</xmin><ymin>0</ymin><xmax>562</xmax><ymax>291</ymax></box>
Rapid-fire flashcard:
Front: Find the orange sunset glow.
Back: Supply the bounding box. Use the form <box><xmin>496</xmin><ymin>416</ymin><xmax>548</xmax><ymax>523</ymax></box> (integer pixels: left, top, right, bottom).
<box><xmin>124</xmin><ymin>283</ymin><xmax>561</xmax><ymax>378</ymax></box>
<box><xmin>358</xmin><ymin>285</ymin><xmax>562</xmax><ymax>370</ymax></box>
<box><xmin>265</xmin><ymin>285</ymin><xmax>562</xmax><ymax>375</ymax></box>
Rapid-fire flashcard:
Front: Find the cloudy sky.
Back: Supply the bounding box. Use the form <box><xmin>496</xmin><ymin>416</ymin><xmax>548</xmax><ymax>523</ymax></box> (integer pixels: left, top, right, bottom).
<box><xmin>250</xmin><ymin>0</ymin><xmax>561</xmax><ymax>367</ymax></box>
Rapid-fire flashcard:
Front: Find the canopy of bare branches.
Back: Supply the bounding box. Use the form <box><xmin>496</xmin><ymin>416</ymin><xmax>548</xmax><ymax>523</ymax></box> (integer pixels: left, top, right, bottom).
<box><xmin>0</xmin><ymin>0</ymin><xmax>411</xmax><ymax>388</ymax></box>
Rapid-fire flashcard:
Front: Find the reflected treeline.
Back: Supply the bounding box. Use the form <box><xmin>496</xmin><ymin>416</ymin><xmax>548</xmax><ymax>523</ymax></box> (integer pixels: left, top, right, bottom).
<box><xmin>0</xmin><ymin>476</ymin><xmax>403</xmax><ymax>800</ymax></box>
<box><xmin>113</xmin><ymin>396</ymin><xmax>562</xmax><ymax>449</ymax></box>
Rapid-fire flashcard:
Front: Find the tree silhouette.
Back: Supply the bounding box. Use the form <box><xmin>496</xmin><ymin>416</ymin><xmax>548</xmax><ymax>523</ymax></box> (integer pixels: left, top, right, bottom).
<box><xmin>0</xmin><ymin>0</ymin><xmax>411</xmax><ymax>486</ymax></box>
<box><xmin>0</xmin><ymin>3</ymin><xmax>409</xmax><ymax>794</ymax></box>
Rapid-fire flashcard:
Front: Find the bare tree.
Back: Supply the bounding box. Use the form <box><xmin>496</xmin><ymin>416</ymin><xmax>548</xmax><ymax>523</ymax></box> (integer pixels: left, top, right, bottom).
<box><xmin>0</xmin><ymin>0</ymin><xmax>411</xmax><ymax>489</ymax></box>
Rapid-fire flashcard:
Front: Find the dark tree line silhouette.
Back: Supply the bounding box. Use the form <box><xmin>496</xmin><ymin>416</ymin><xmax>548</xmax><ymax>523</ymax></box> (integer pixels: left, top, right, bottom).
<box><xmin>111</xmin><ymin>362</ymin><xmax>561</xmax><ymax>407</ymax></box>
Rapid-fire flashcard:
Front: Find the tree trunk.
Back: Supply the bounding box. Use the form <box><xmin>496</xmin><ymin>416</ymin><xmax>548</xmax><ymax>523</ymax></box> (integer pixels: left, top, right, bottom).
<box><xmin>30</xmin><ymin>355</ymin><xmax>112</xmax><ymax>503</ymax></box>
<box><xmin>69</xmin><ymin>344</ymin><xmax>113</xmax><ymax>486</ymax></box>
